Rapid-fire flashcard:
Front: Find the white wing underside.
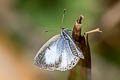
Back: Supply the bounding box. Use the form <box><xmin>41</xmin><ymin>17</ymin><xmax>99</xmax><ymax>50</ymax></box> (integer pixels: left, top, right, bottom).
<box><xmin>34</xmin><ymin>34</ymin><xmax>81</xmax><ymax>71</ymax></box>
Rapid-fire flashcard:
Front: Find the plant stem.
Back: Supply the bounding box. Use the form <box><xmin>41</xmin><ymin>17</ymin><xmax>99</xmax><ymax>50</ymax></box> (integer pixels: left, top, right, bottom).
<box><xmin>68</xmin><ymin>15</ymin><xmax>91</xmax><ymax>80</ymax></box>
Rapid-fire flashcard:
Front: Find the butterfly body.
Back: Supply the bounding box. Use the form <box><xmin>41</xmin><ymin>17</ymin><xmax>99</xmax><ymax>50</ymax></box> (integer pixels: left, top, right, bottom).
<box><xmin>34</xmin><ymin>28</ymin><xmax>84</xmax><ymax>71</ymax></box>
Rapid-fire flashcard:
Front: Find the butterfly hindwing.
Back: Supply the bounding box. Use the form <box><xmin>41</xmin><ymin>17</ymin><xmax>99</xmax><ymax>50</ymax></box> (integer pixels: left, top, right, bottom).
<box><xmin>63</xmin><ymin>29</ymin><xmax>84</xmax><ymax>59</ymax></box>
<box><xmin>56</xmin><ymin>39</ymin><xmax>80</xmax><ymax>71</ymax></box>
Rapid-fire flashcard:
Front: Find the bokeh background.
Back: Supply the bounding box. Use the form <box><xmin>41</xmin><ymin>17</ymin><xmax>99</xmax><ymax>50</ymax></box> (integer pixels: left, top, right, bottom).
<box><xmin>0</xmin><ymin>0</ymin><xmax>120</xmax><ymax>80</ymax></box>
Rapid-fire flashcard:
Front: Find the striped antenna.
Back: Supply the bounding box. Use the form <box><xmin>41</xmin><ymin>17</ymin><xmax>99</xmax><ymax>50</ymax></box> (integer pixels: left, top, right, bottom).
<box><xmin>60</xmin><ymin>9</ymin><xmax>66</xmax><ymax>29</ymax></box>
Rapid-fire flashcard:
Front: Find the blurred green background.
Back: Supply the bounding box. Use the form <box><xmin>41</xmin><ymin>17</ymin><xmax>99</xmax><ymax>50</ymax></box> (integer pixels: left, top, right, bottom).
<box><xmin>0</xmin><ymin>0</ymin><xmax>120</xmax><ymax>80</ymax></box>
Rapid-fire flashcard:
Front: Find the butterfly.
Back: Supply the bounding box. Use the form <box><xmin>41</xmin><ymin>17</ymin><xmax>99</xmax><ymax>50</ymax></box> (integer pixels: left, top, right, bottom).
<box><xmin>34</xmin><ymin>28</ymin><xmax>84</xmax><ymax>71</ymax></box>
<box><xmin>34</xmin><ymin>9</ymin><xmax>84</xmax><ymax>71</ymax></box>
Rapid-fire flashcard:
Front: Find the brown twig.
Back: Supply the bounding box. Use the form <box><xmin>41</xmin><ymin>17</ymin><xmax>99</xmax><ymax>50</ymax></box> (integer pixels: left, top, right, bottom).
<box><xmin>85</xmin><ymin>28</ymin><xmax>102</xmax><ymax>35</ymax></box>
<box><xmin>69</xmin><ymin>15</ymin><xmax>91</xmax><ymax>80</ymax></box>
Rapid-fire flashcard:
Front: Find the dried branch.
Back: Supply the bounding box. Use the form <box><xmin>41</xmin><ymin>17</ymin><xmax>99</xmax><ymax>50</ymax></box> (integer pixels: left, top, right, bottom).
<box><xmin>69</xmin><ymin>15</ymin><xmax>91</xmax><ymax>80</ymax></box>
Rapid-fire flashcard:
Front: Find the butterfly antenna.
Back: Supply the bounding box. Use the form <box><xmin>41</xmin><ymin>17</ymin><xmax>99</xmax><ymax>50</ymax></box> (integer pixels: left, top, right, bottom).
<box><xmin>60</xmin><ymin>9</ymin><xmax>66</xmax><ymax>29</ymax></box>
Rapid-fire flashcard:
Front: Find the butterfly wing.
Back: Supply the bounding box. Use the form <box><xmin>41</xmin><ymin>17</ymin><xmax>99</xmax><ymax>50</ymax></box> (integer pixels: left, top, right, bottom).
<box><xmin>56</xmin><ymin>38</ymin><xmax>80</xmax><ymax>71</ymax></box>
<box><xmin>63</xmin><ymin>29</ymin><xmax>84</xmax><ymax>59</ymax></box>
<box><xmin>34</xmin><ymin>34</ymin><xmax>64</xmax><ymax>71</ymax></box>
<box><xmin>34</xmin><ymin>34</ymin><xmax>80</xmax><ymax>71</ymax></box>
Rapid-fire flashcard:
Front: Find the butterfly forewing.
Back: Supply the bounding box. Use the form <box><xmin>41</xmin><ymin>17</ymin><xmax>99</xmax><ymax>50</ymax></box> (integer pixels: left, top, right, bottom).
<box><xmin>34</xmin><ymin>34</ymin><xmax>62</xmax><ymax>71</ymax></box>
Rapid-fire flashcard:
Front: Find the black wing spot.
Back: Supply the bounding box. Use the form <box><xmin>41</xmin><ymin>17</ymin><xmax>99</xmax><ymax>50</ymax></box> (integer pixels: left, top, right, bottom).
<box><xmin>72</xmin><ymin>62</ymin><xmax>75</xmax><ymax>65</ymax></box>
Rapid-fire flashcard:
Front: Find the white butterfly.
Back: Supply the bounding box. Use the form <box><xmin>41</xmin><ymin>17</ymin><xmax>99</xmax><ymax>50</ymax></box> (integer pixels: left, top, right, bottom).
<box><xmin>34</xmin><ymin>28</ymin><xmax>84</xmax><ymax>71</ymax></box>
